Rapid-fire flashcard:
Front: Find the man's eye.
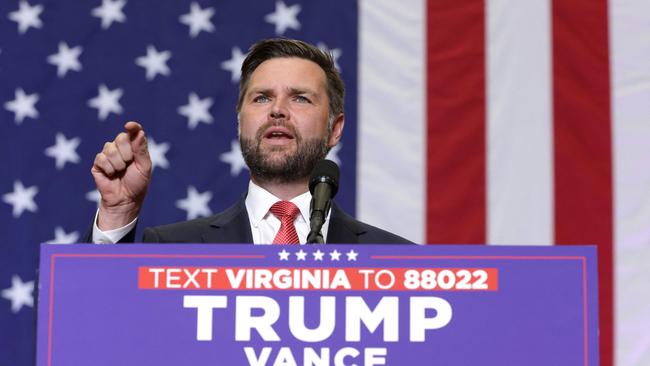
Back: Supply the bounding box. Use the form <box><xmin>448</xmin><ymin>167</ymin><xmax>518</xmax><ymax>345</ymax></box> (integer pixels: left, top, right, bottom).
<box><xmin>294</xmin><ymin>95</ymin><xmax>311</xmax><ymax>103</ymax></box>
<box><xmin>253</xmin><ymin>95</ymin><xmax>269</xmax><ymax>103</ymax></box>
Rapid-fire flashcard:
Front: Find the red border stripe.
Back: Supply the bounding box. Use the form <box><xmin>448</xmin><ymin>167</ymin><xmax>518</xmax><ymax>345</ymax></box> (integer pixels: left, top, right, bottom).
<box><xmin>47</xmin><ymin>256</ymin><xmax>54</xmax><ymax>366</ymax></box>
<box><xmin>426</xmin><ymin>0</ymin><xmax>486</xmax><ymax>244</ymax></box>
<box><xmin>47</xmin><ymin>253</ymin><xmax>592</xmax><ymax>364</ymax></box>
<box><xmin>552</xmin><ymin>0</ymin><xmax>613</xmax><ymax>365</ymax></box>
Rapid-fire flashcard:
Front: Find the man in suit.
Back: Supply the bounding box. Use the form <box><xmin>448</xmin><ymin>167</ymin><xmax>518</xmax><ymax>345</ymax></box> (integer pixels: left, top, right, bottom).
<box><xmin>90</xmin><ymin>38</ymin><xmax>410</xmax><ymax>245</ymax></box>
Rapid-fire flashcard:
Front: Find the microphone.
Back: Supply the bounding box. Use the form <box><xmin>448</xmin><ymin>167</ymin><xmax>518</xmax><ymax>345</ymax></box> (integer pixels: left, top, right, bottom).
<box><xmin>307</xmin><ymin>159</ymin><xmax>340</xmax><ymax>244</ymax></box>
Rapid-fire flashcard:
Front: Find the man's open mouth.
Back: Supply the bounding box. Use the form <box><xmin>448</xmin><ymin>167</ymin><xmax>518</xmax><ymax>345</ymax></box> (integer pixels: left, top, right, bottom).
<box><xmin>264</xmin><ymin>127</ymin><xmax>295</xmax><ymax>140</ymax></box>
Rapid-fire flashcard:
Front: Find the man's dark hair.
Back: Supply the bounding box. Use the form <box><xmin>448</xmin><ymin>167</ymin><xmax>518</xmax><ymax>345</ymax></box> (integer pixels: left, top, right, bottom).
<box><xmin>237</xmin><ymin>38</ymin><xmax>345</xmax><ymax>120</ymax></box>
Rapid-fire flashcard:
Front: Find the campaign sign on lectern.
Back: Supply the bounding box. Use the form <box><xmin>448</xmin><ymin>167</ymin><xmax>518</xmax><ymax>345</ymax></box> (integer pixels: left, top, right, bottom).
<box><xmin>36</xmin><ymin>244</ymin><xmax>598</xmax><ymax>366</ymax></box>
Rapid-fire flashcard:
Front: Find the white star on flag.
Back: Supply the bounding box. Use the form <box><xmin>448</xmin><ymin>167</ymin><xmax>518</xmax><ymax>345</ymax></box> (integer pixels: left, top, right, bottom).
<box><xmin>8</xmin><ymin>0</ymin><xmax>44</xmax><ymax>34</ymax></box>
<box><xmin>47</xmin><ymin>42</ymin><xmax>83</xmax><ymax>78</ymax></box>
<box><xmin>2</xmin><ymin>181</ymin><xmax>38</xmax><ymax>218</ymax></box>
<box><xmin>264</xmin><ymin>1</ymin><xmax>301</xmax><ymax>35</ymax></box>
<box><xmin>136</xmin><ymin>45</ymin><xmax>172</xmax><ymax>81</ymax></box>
<box><xmin>148</xmin><ymin>137</ymin><xmax>170</xmax><ymax>170</ymax></box>
<box><xmin>176</xmin><ymin>186</ymin><xmax>212</xmax><ymax>220</ymax></box>
<box><xmin>219</xmin><ymin>140</ymin><xmax>248</xmax><ymax>176</ymax></box>
<box><xmin>326</xmin><ymin>143</ymin><xmax>342</xmax><ymax>166</ymax></box>
<box><xmin>329</xmin><ymin>249</ymin><xmax>341</xmax><ymax>261</ymax></box>
<box><xmin>317</xmin><ymin>42</ymin><xmax>342</xmax><ymax>71</ymax></box>
<box><xmin>86</xmin><ymin>189</ymin><xmax>101</xmax><ymax>207</ymax></box>
<box><xmin>278</xmin><ymin>249</ymin><xmax>290</xmax><ymax>261</ymax></box>
<box><xmin>179</xmin><ymin>2</ymin><xmax>215</xmax><ymax>38</ymax></box>
<box><xmin>91</xmin><ymin>0</ymin><xmax>127</xmax><ymax>30</ymax></box>
<box><xmin>178</xmin><ymin>92</ymin><xmax>213</xmax><ymax>129</ymax></box>
<box><xmin>88</xmin><ymin>84</ymin><xmax>123</xmax><ymax>121</ymax></box>
<box><xmin>295</xmin><ymin>249</ymin><xmax>307</xmax><ymax>261</ymax></box>
<box><xmin>45</xmin><ymin>226</ymin><xmax>80</xmax><ymax>244</ymax></box>
<box><xmin>1</xmin><ymin>275</ymin><xmax>34</xmax><ymax>313</ymax></box>
<box><xmin>220</xmin><ymin>47</ymin><xmax>246</xmax><ymax>82</ymax></box>
<box><xmin>44</xmin><ymin>133</ymin><xmax>81</xmax><ymax>170</ymax></box>
<box><xmin>345</xmin><ymin>249</ymin><xmax>358</xmax><ymax>261</ymax></box>
<box><xmin>313</xmin><ymin>249</ymin><xmax>325</xmax><ymax>261</ymax></box>
<box><xmin>4</xmin><ymin>88</ymin><xmax>39</xmax><ymax>124</ymax></box>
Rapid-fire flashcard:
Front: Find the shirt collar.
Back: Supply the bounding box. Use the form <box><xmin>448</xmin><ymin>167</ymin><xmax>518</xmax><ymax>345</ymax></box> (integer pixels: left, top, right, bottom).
<box><xmin>245</xmin><ymin>180</ymin><xmax>312</xmax><ymax>225</ymax></box>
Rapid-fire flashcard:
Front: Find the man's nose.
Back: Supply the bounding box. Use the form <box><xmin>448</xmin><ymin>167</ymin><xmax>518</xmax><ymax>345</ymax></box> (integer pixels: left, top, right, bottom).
<box><xmin>269</xmin><ymin>97</ymin><xmax>289</xmax><ymax>120</ymax></box>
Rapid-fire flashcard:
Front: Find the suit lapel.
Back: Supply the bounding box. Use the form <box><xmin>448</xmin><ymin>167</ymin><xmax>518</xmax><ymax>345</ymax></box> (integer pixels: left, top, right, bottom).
<box><xmin>201</xmin><ymin>198</ymin><xmax>254</xmax><ymax>244</ymax></box>
<box><xmin>326</xmin><ymin>203</ymin><xmax>365</xmax><ymax>244</ymax></box>
<box><xmin>198</xmin><ymin>199</ymin><xmax>362</xmax><ymax>244</ymax></box>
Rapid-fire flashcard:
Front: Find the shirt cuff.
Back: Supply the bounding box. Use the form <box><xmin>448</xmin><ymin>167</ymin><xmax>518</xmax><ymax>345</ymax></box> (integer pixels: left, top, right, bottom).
<box><xmin>92</xmin><ymin>209</ymin><xmax>138</xmax><ymax>244</ymax></box>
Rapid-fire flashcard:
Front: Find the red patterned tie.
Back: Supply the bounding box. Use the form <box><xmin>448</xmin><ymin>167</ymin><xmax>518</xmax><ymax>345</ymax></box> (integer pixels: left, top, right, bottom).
<box><xmin>269</xmin><ymin>201</ymin><xmax>301</xmax><ymax>244</ymax></box>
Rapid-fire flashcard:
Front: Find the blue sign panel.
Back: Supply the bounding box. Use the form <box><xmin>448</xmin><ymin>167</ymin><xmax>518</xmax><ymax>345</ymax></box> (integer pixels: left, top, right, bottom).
<box><xmin>36</xmin><ymin>244</ymin><xmax>598</xmax><ymax>366</ymax></box>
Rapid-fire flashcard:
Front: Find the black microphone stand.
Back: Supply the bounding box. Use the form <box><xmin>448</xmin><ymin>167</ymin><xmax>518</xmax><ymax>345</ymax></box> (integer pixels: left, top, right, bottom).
<box><xmin>306</xmin><ymin>159</ymin><xmax>339</xmax><ymax>244</ymax></box>
<box><xmin>306</xmin><ymin>228</ymin><xmax>324</xmax><ymax>244</ymax></box>
<box><xmin>306</xmin><ymin>201</ymin><xmax>328</xmax><ymax>244</ymax></box>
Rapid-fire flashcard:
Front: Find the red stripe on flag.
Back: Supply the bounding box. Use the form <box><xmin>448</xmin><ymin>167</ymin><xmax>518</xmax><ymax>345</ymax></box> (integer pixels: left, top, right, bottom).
<box><xmin>552</xmin><ymin>1</ymin><xmax>613</xmax><ymax>365</ymax></box>
<box><xmin>426</xmin><ymin>0</ymin><xmax>486</xmax><ymax>244</ymax></box>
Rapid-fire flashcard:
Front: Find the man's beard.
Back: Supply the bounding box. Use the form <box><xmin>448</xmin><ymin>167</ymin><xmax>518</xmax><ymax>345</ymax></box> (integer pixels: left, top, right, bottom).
<box><xmin>240</xmin><ymin>122</ymin><xmax>330</xmax><ymax>183</ymax></box>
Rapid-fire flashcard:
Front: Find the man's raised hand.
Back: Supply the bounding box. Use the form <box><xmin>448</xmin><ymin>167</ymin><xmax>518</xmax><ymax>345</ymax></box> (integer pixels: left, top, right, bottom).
<box><xmin>91</xmin><ymin>121</ymin><xmax>152</xmax><ymax>230</ymax></box>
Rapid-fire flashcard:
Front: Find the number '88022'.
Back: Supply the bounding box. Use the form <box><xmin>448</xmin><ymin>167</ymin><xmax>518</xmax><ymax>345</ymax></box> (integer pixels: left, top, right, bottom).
<box><xmin>402</xmin><ymin>269</ymin><xmax>490</xmax><ymax>290</ymax></box>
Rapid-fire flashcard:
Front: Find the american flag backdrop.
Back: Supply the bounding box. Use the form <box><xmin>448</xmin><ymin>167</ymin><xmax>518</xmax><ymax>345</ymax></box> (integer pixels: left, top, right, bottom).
<box><xmin>1</xmin><ymin>0</ymin><xmax>649</xmax><ymax>365</ymax></box>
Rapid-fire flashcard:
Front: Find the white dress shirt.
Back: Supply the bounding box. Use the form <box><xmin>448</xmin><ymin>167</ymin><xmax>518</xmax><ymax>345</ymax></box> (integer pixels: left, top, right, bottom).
<box><xmin>92</xmin><ymin>180</ymin><xmax>330</xmax><ymax>244</ymax></box>
<box><xmin>245</xmin><ymin>181</ymin><xmax>329</xmax><ymax>244</ymax></box>
<box><xmin>92</xmin><ymin>209</ymin><xmax>138</xmax><ymax>244</ymax></box>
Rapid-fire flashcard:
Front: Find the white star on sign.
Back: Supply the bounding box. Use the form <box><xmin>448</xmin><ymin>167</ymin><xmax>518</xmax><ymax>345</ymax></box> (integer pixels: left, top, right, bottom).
<box><xmin>9</xmin><ymin>0</ymin><xmax>44</xmax><ymax>34</ymax></box>
<box><xmin>1</xmin><ymin>275</ymin><xmax>34</xmax><ymax>313</ymax></box>
<box><xmin>45</xmin><ymin>226</ymin><xmax>80</xmax><ymax>244</ymax></box>
<box><xmin>295</xmin><ymin>249</ymin><xmax>307</xmax><ymax>261</ymax></box>
<box><xmin>4</xmin><ymin>88</ymin><xmax>39</xmax><ymax>124</ymax></box>
<box><xmin>91</xmin><ymin>0</ymin><xmax>126</xmax><ymax>30</ymax></box>
<box><xmin>179</xmin><ymin>2</ymin><xmax>215</xmax><ymax>38</ymax></box>
<box><xmin>88</xmin><ymin>84</ymin><xmax>123</xmax><ymax>121</ymax></box>
<box><xmin>278</xmin><ymin>249</ymin><xmax>290</xmax><ymax>261</ymax></box>
<box><xmin>2</xmin><ymin>181</ymin><xmax>38</xmax><ymax>218</ymax></box>
<box><xmin>178</xmin><ymin>92</ymin><xmax>213</xmax><ymax>129</ymax></box>
<box><xmin>44</xmin><ymin>133</ymin><xmax>81</xmax><ymax>170</ymax></box>
<box><xmin>176</xmin><ymin>186</ymin><xmax>212</xmax><ymax>220</ymax></box>
<box><xmin>86</xmin><ymin>189</ymin><xmax>101</xmax><ymax>207</ymax></box>
<box><xmin>346</xmin><ymin>249</ymin><xmax>358</xmax><ymax>261</ymax></box>
<box><xmin>136</xmin><ymin>45</ymin><xmax>171</xmax><ymax>81</ymax></box>
<box><xmin>329</xmin><ymin>249</ymin><xmax>341</xmax><ymax>261</ymax></box>
<box><xmin>326</xmin><ymin>143</ymin><xmax>342</xmax><ymax>166</ymax></box>
<box><xmin>220</xmin><ymin>47</ymin><xmax>246</xmax><ymax>83</ymax></box>
<box><xmin>47</xmin><ymin>42</ymin><xmax>83</xmax><ymax>78</ymax></box>
<box><xmin>313</xmin><ymin>249</ymin><xmax>325</xmax><ymax>261</ymax></box>
<box><xmin>148</xmin><ymin>137</ymin><xmax>170</xmax><ymax>170</ymax></box>
<box><xmin>264</xmin><ymin>1</ymin><xmax>301</xmax><ymax>35</ymax></box>
<box><xmin>317</xmin><ymin>42</ymin><xmax>342</xmax><ymax>71</ymax></box>
<box><xmin>219</xmin><ymin>140</ymin><xmax>248</xmax><ymax>176</ymax></box>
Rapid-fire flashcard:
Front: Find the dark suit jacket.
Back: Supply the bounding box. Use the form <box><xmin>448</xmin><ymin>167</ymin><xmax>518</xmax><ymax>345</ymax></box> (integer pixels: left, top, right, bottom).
<box><xmin>113</xmin><ymin>199</ymin><xmax>411</xmax><ymax>244</ymax></box>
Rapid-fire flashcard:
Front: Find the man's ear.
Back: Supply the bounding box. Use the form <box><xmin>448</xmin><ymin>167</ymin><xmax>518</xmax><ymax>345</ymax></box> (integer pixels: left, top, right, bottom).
<box><xmin>328</xmin><ymin>113</ymin><xmax>345</xmax><ymax>147</ymax></box>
